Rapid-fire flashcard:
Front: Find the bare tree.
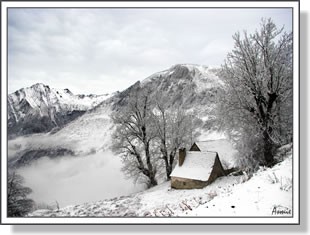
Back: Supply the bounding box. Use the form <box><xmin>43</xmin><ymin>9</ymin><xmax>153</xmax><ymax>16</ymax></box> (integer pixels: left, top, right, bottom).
<box><xmin>112</xmin><ymin>88</ymin><xmax>158</xmax><ymax>187</ymax></box>
<box><xmin>217</xmin><ymin>18</ymin><xmax>293</xmax><ymax>166</ymax></box>
<box><xmin>152</xmin><ymin>93</ymin><xmax>197</xmax><ymax>180</ymax></box>
<box><xmin>8</xmin><ymin>172</ymin><xmax>34</xmax><ymax>217</ymax></box>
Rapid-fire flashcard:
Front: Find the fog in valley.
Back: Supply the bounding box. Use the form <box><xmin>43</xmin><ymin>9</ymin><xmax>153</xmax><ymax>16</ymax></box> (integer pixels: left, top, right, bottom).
<box><xmin>16</xmin><ymin>151</ymin><xmax>145</xmax><ymax>208</ymax></box>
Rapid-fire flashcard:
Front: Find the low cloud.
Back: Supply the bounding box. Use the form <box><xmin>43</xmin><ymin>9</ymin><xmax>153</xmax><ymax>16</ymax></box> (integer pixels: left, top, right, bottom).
<box><xmin>17</xmin><ymin>151</ymin><xmax>144</xmax><ymax>207</ymax></box>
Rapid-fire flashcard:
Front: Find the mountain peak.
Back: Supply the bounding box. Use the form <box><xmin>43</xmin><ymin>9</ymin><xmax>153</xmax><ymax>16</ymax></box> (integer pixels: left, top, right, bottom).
<box><xmin>141</xmin><ymin>64</ymin><xmax>217</xmax><ymax>85</ymax></box>
<box><xmin>30</xmin><ymin>83</ymin><xmax>49</xmax><ymax>89</ymax></box>
<box><xmin>171</xmin><ymin>63</ymin><xmax>203</xmax><ymax>69</ymax></box>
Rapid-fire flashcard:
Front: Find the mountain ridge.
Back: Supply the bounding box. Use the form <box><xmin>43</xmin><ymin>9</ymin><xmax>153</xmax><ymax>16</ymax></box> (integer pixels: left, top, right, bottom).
<box><xmin>8</xmin><ymin>64</ymin><xmax>223</xmax><ymax>167</ymax></box>
<box><xmin>8</xmin><ymin>83</ymin><xmax>110</xmax><ymax>138</ymax></box>
<box><xmin>8</xmin><ymin>64</ymin><xmax>222</xmax><ymax>138</ymax></box>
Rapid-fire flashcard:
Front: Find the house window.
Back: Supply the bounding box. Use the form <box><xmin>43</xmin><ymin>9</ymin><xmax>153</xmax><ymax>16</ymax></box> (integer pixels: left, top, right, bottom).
<box><xmin>183</xmin><ymin>182</ymin><xmax>186</xmax><ymax>186</ymax></box>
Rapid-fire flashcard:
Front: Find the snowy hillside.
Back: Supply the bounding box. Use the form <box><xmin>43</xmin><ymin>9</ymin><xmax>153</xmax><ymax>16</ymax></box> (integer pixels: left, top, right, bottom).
<box><xmin>8</xmin><ymin>64</ymin><xmax>223</xmax><ymax>163</ymax></box>
<box><xmin>142</xmin><ymin>64</ymin><xmax>220</xmax><ymax>89</ymax></box>
<box><xmin>8</xmin><ymin>64</ymin><xmax>231</xmax><ymax>208</ymax></box>
<box><xmin>140</xmin><ymin>64</ymin><xmax>221</xmax><ymax>114</ymax></box>
<box><xmin>8</xmin><ymin>83</ymin><xmax>110</xmax><ymax>137</ymax></box>
<box><xmin>28</xmin><ymin>145</ymin><xmax>292</xmax><ymax>217</ymax></box>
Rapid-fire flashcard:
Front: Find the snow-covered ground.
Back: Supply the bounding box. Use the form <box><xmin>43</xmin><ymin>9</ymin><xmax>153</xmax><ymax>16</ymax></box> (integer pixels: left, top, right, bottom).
<box><xmin>183</xmin><ymin>152</ymin><xmax>292</xmax><ymax>217</ymax></box>
<box><xmin>28</xmin><ymin>146</ymin><xmax>292</xmax><ymax>217</ymax></box>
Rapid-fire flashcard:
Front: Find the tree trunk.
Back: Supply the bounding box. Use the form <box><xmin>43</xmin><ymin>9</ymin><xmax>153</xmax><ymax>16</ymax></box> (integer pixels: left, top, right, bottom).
<box><xmin>160</xmin><ymin>143</ymin><xmax>171</xmax><ymax>180</ymax></box>
<box><xmin>166</xmin><ymin>148</ymin><xmax>177</xmax><ymax>180</ymax></box>
<box><xmin>148</xmin><ymin>172</ymin><xmax>158</xmax><ymax>187</ymax></box>
<box><xmin>161</xmin><ymin>146</ymin><xmax>177</xmax><ymax>180</ymax></box>
<box><xmin>263</xmin><ymin>130</ymin><xmax>274</xmax><ymax>165</ymax></box>
<box><xmin>144</xmin><ymin>142</ymin><xmax>157</xmax><ymax>187</ymax></box>
<box><xmin>163</xmin><ymin>155</ymin><xmax>170</xmax><ymax>180</ymax></box>
<box><xmin>166</xmin><ymin>165</ymin><xmax>172</xmax><ymax>180</ymax></box>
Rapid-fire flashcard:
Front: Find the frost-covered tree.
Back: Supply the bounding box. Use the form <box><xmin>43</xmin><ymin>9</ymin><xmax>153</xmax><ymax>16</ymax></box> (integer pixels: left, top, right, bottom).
<box><xmin>152</xmin><ymin>93</ymin><xmax>198</xmax><ymax>180</ymax></box>
<box><xmin>8</xmin><ymin>172</ymin><xmax>34</xmax><ymax>217</ymax></box>
<box><xmin>217</xmin><ymin>18</ymin><xmax>293</xmax><ymax>166</ymax></box>
<box><xmin>112</xmin><ymin>88</ymin><xmax>158</xmax><ymax>187</ymax></box>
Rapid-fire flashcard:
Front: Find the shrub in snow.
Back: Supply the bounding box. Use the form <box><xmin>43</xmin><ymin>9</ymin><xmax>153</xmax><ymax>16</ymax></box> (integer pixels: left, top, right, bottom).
<box><xmin>280</xmin><ymin>177</ymin><xmax>292</xmax><ymax>191</ymax></box>
<box><xmin>267</xmin><ymin>172</ymin><xmax>280</xmax><ymax>184</ymax></box>
<box><xmin>207</xmin><ymin>191</ymin><xmax>218</xmax><ymax>200</ymax></box>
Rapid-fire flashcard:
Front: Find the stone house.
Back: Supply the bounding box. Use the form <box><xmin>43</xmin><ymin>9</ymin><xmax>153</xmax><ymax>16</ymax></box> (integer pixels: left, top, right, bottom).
<box><xmin>170</xmin><ymin>142</ymin><xmax>226</xmax><ymax>189</ymax></box>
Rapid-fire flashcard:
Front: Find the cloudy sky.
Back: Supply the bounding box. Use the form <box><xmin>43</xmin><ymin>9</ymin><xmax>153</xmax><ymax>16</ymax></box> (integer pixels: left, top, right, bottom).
<box><xmin>8</xmin><ymin>8</ymin><xmax>292</xmax><ymax>95</ymax></box>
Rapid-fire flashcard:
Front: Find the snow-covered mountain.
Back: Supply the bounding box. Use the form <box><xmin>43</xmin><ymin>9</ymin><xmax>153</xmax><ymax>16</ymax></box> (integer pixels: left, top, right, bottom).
<box><xmin>8</xmin><ymin>83</ymin><xmax>110</xmax><ymax>138</ymax></box>
<box><xmin>142</xmin><ymin>64</ymin><xmax>221</xmax><ymax>90</ymax></box>
<box><xmin>8</xmin><ymin>64</ymin><xmax>223</xmax><ymax>168</ymax></box>
<box><xmin>141</xmin><ymin>64</ymin><xmax>221</xmax><ymax>110</ymax></box>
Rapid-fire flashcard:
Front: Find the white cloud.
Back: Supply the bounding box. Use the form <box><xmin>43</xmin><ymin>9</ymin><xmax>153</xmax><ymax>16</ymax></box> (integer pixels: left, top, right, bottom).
<box><xmin>8</xmin><ymin>8</ymin><xmax>292</xmax><ymax>95</ymax></box>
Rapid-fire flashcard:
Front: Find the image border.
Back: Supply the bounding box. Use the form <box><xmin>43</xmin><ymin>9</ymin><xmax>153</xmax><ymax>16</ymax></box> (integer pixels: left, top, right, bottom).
<box><xmin>0</xmin><ymin>0</ymin><xmax>300</xmax><ymax>225</ymax></box>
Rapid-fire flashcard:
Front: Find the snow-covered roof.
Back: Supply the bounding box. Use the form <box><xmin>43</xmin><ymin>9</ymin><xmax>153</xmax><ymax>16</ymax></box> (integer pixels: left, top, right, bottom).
<box><xmin>170</xmin><ymin>151</ymin><xmax>217</xmax><ymax>181</ymax></box>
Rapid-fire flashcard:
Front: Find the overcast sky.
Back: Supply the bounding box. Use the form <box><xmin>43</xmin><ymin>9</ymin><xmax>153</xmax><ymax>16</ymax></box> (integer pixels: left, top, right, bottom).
<box><xmin>8</xmin><ymin>8</ymin><xmax>292</xmax><ymax>95</ymax></box>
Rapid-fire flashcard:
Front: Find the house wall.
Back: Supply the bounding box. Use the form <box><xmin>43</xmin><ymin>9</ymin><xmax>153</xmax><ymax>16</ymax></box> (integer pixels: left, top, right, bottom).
<box><xmin>207</xmin><ymin>155</ymin><xmax>226</xmax><ymax>184</ymax></box>
<box><xmin>171</xmin><ymin>176</ymin><xmax>207</xmax><ymax>189</ymax></box>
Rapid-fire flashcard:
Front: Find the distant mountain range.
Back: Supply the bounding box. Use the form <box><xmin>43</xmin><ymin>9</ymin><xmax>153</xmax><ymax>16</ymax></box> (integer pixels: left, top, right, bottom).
<box><xmin>8</xmin><ymin>64</ymin><xmax>223</xmax><ymax>167</ymax></box>
<box><xmin>8</xmin><ymin>83</ymin><xmax>110</xmax><ymax>138</ymax></box>
<box><xmin>8</xmin><ymin>64</ymin><xmax>221</xmax><ymax>138</ymax></box>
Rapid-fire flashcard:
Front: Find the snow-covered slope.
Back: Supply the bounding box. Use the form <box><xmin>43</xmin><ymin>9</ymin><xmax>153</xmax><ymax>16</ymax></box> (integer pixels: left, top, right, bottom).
<box><xmin>51</xmin><ymin>99</ymin><xmax>114</xmax><ymax>154</ymax></box>
<box><xmin>8</xmin><ymin>100</ymin><xmax>115</xmax><ymax>168</ymax></box>
<box><xmin>28</xmin><ymin>145</ymin><xmax>292</xmax><ymax>217</ymax></box>
<box><xmin>8</xmin><ymin>83</ymin><xmax>110</xmax><ymax>137</ymax></box>
<box><xmin>9</xmin><ymin>64</ymin><xmax>223</xmax><ymax>160</ymax></box>
<box><xmin>141</xmin><ymin>64</ymin><xmax>221</xmax><ymax>114</ymax></box>
<box><xmin>142</xmin><ymin>64</ymin><xmax>220</xmax><ymax>89</ymax></box>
